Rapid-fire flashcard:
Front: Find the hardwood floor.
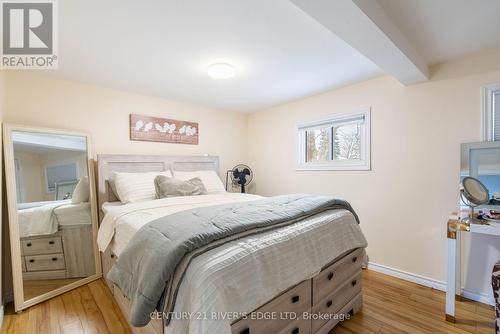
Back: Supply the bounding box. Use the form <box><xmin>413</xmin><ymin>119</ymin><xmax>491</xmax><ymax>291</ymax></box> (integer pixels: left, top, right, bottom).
<box><xmin>24</xmin><ymin>278</ymin><xmax>82</xmax><ymax>300</ymax></box>
<box><xmin>1</xmin><ymin>270</ymin><xmax>495</xmax><ymax>334</ymax></box>
<box><xmin>2</xmin><ymin>279</ymin><xmax>131</xmax><ymax>334</ymax></box>
<box><xmin>334</xmin><ymin>270</ymin><xmax>495</xmax><ymax>334</ymax></box>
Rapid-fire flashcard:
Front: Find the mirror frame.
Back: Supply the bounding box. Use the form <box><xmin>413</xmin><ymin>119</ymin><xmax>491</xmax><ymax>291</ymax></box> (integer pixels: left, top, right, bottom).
<box><xmin>461</xmin><ymin>176</ymin><xmax>489</xmax><ymax>205</ymax></box>
<box><xmin>3</xmin><ymin>123</ymin><xmax>102</xmax><ymax>312</ymax></box>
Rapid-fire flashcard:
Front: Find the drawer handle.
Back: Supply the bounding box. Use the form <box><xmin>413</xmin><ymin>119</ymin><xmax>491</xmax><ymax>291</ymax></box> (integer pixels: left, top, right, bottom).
<box><xmin>326</xmin><ymin>300</ymin><xmax>333</xmax><ymax>308</ymax></box>
<box><xmin>352</xmin><ymin>256</ymin><xmax>358</xmax><ymax>263</ymax></box>
<box><xmin>49</xmin><ymin>241</ymin><xmax>55</xmax><ymax>245</ymax></box>
<box><xmin>239</xmin><ymin>328</ymin><xmax>249</xmax><ymax>334</ymax></box>
<box><xmin>29</xmin><ymin>259</ymin><xmax>35</xmax><ymax>263</ymax></box>
<box><xmin>26</xmin><ymin>243</ymin><xmax>32</xmax><ymax>247</ymax></box>
<box><xmin>52</xmin><ymin>257</ymin><xmax>58</xmax><ymax>261</ymax></box>
<box><xmin>291</xmin><ymin>295</ymin><xmax>300</xmax><ymax>303</ymax></box>
<box><xmin>292</xmin><ymin>328</ymin><xmax>300</xmax><ymax>334</ymax></box>
<box><xmin>351</xmin><ymin>280</ymin><xmax>357</xmax><ymax>287</ymax></box>
<box><xmin>327</xmin><ymin>272</ymin><xmax>334</xmax><ymax>280</ymax></box>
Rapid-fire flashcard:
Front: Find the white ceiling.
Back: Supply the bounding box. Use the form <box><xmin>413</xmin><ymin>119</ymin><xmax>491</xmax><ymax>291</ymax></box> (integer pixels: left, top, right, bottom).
<box><xmin>377</xmin><ymin>0</ymin><xmax>500</xmax><ymax>65</ymax></box>
<box><xmin>46</xmin><ymin>0</ymin><xmax>382</xmax><ymax>112</ymax></box>
<box><xmin>45</xmin><ymin>0</ymin><xmax>500</xmax><ymax>112</ymax></box>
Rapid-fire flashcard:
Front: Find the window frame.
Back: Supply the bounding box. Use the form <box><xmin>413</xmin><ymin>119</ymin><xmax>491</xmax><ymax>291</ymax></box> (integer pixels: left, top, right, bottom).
<box><xmin>44</xmin><ymin>161</ymin><xmax>79</xmax><ymax>193</ymax></box>
<box><xmin>481</xmin><ymin>82</ymin><xmax>500</xmax><ymax>141</ymax></box>
<box><xmin>296</xmin><ymin>108</ymin><xmax>371</xmax><ymax>171</ymax></box>
<box><xmin>304</xmin><ymin>126</ymin><xmax>333</xmax><ymax>163</ymax></box>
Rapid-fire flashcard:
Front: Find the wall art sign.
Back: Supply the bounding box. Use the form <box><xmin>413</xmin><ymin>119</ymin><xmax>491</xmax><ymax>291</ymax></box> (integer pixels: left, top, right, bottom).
<box><xmin>130</xmin><ymin>114</ymin><xmax>199</xmax><ymax>145</ymax></box>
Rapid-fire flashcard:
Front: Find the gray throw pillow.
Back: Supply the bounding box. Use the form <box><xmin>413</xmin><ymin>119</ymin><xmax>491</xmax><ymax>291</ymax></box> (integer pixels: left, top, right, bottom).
<box><xmin>154</xmin><ymin>175</ymin><xmax>208</xmax><ymax>198</ymax></box>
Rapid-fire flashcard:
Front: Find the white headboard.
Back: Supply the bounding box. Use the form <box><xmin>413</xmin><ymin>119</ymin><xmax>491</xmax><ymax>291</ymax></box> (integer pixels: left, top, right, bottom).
<box><xmin>97</xmin><ymin>154</ymin><xmax>220</xmax><ymax>220</ymax></box>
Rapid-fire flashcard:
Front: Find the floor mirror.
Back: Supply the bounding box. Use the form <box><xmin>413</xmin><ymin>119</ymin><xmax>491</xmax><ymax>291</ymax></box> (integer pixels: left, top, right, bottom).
<box><xmin>3</xmin><ymin>124</ymin><xmax>101</xmax><ymax>311</ymax></box>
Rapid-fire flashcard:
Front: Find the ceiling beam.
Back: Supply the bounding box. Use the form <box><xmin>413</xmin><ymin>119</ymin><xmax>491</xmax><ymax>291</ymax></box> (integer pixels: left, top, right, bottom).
<box><xmin>290</xmin><ymin>0</ymin><xmax>429</xmax><ymax>84</ymax></box>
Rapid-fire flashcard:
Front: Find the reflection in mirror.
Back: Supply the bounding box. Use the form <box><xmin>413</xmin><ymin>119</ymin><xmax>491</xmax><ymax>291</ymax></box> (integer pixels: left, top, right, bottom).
<box><xmin>472</xmin><ymin>147</ymin><xmax>500</xmax><ymax>202</ymax></box>
<box><xmin>461</xmin><ymin>145</ymin><xmax>500</xmax><ymax>205</ymax></box>
<box><xmin>12</xmin><ymin>131</ymin><xmax>96</xmax><ymax>301</ymax></box>
<box><xmin>462</xmin><ymin>177</ymin><xmax>489</xmax><ymax>205</ymax></box>
<box><xmin>461</xmin><ymin>142</ymin><xmax>500</xmax><ymax>226</ymax></box>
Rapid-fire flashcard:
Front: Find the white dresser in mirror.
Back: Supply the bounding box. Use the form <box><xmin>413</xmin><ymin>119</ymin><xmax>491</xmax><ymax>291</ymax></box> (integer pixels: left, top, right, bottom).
<box><xmin>3</xmin><ymin>124</ymin><xmax>101</xmax><ymax>311</ymax></box>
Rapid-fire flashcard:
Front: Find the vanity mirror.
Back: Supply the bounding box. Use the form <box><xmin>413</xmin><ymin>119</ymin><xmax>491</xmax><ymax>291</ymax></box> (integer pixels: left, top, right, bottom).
<box><xmin>460</xmin><ymin>176</ymin><xmax>489</xmax><ymax>223</ymax></box>
<box><xmin>3</xmin><ymin>124</ymin><xmax>101</xmax><ymax>311</ymax></box>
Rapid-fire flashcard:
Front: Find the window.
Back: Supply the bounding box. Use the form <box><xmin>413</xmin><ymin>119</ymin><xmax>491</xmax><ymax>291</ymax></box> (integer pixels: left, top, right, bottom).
<box><xmin>45</xmin><ymin>162</ymin><xmax>79</xmax><ymax>192</ymax></box>
<box><xmin>482</xmin><ymin>83</ymin><xmax>500</xmax><ymax>141</ymax></box>
<box><xmin>297</xmin><ymin>108</ymin><xmax>370</xmax><ymax>170</ymax></box>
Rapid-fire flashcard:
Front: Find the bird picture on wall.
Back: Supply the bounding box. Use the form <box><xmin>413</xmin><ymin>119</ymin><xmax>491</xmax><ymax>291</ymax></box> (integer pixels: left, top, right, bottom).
<box><xmin>155</xmin><ymin>122</ymin><xmax>177</xmax><ymax>134</ymax></box>
<box><xmin>130</xmin><ymin>114</ymin><xmax>199</xmax><ymax>144</ymax></box>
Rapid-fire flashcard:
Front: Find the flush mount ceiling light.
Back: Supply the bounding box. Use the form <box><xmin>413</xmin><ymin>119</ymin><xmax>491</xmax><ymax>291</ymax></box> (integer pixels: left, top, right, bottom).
<box><xmin>207</xmin><ymin>63</ymin><xmax>235</xmax><ymax>79</ymax></box>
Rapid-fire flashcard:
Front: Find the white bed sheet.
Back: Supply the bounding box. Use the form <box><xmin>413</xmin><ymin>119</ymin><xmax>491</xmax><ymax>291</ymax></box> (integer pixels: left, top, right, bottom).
<box><xmin>18</xmin><ymin>200</ymin><xmax>92</xmax><ymax>238</ymax></box>
<box><xmin>18</xmin><ymin>200</ymin><xmax>70</xmax><ymax>237</ymax></box>
<box><xmin>54</xmin><ymin>202</ymin><xmax>91</xmax><ymax>226</ymax></box>
<box><xmin>98</xmin><ymin>193</ymin><xmax>262</xmax><ymax>256</ymax></box>
<box><xmin>97</xmin><ymin>194</ymin><xmax>367</xmax><ymax>334</ymax></box>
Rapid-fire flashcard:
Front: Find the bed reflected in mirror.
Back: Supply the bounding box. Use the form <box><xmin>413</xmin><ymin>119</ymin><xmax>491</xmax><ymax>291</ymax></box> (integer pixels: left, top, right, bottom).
<box><xmin>4</xmin><ymin>125</ymin><xmax>101</xmax><ymax>311</ymax></box>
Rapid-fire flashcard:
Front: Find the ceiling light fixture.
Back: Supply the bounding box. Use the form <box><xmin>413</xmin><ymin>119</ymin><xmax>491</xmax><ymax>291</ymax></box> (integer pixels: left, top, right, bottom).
<box><xmin>207</xmin><ymin>63</ymin><xmax>236</xmax><ymax>79</ymax></box>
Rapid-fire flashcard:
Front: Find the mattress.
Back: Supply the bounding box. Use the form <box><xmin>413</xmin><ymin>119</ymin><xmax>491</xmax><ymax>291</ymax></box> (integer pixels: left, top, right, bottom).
<box><xmin>17</xmin><ymin>199</ymin><xmax>70</xmax><ymax>210</ymax></box>
<box><xmin>99</xmin><ymin>193</ymin><xmax>263</xmax><ymax>256</ymax></box>
<box><xmin>97</xmin><ymin>193</ymin><xmax>367</xmax><ymax>334</ymax></box>
<box><xmin>18</xmin><ymin>200</ymin><xmax>70</xmax><ymax>237</ymax></box>
<box><xmin>18</xmin><ymin>200</ymin><xmax>91</xmax><ymax>237</ymax></box>
<box><xmin>54</xmin><ymin>202</ymin><xmax>91</xmax><ymax>226</ymax></box>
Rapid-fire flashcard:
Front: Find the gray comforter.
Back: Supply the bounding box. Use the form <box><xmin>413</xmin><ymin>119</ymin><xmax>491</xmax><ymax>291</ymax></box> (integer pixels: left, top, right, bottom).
<box><xmin>107</xmin><ymin>194</ymin><xmax>360</xmax><ymax>326</ymax></box>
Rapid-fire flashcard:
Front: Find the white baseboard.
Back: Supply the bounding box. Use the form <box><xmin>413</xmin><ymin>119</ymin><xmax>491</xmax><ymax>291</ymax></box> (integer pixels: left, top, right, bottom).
<box><xmin>461</xmin><ymin>289</ymin><xmax>495</xmax><ymax>306</ymax></box>
<box><xmin>368</xmin><ymin>262</ymin><xmax>495</xmax><ymax>306</ymax></box>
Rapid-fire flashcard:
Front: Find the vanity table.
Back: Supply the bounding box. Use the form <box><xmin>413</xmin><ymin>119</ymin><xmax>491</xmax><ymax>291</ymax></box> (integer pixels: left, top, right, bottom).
<box><xmin>447</xmin><ymin>141</ymin><xmax>500</xmax><ymax>322</ymax></box>
<box><xmin>446</xmin><ymin>216</ymin><xmax>500</xmax><ymax>322</ymax></box>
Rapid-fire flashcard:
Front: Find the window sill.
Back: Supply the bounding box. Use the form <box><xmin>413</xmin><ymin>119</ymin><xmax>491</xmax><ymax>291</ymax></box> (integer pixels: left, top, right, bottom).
<box><xmin>296</xmin><ymin>164</ymin><xmax>371</xmax><ymax>171</ymax></box>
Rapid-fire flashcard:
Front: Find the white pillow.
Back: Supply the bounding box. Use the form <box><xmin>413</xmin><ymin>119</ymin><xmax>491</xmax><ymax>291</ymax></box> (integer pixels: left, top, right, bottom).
<box><xmin>113</xmin><ymin>170</ymin><xmax>172</xmax><ymax>203</ymax></box>
<box><xmin>173</xmin><ymin>170</ymin><xmax>226</xmax><ymax>194</ymax></box>
<box><xmin>71</xmin><ymin>176</ymin><xmax>90</xmax><ymax>203</ymax></box>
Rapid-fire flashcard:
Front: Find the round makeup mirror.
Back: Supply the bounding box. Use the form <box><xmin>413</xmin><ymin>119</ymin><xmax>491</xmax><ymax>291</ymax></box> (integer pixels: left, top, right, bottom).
<box><xmin>461</xmin><ymin>177</ymin><xmax>489</xmax><ymax>205</ymax></box>
<box><xmin>460</xmin><ymin>176</ymin><xmax>489</xmax><ymax>223</ymax></box>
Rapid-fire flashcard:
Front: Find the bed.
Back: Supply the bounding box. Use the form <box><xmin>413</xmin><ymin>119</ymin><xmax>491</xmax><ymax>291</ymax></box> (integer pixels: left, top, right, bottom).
<box><xmin>96</xmin><ymin>154</ymin><xmax>367</xmax><ymax>334</ymax></box>
<box><xmin>18</xmin><ymin>200</ymin><xmax>91</xmax><ymax>238</ymax></box>
<box><xmin>18</xmin><ymin>199</ymin><xmax>94</xmax><ymax>280</ymax></box>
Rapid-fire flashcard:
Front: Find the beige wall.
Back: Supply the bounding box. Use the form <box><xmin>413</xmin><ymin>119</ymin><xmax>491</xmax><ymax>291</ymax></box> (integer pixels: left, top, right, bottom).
<box><xmin>247</xmin><ymin>48</ymin><xmax>500</xmax><ymax>297</ymax></box>
<box><xmin>3</xmin><ymin>71</ymin><xmax>248</xmax><ymax>176</ymax></box>
<box><xmin>2</xmin><ymin>49</ymin><xmax>500</xmax><ymax>304</ymax></box>
<box><xmin>13</xmin><ymin>152</ymin><xmax>44</xmax><ymax>203</ymax></box>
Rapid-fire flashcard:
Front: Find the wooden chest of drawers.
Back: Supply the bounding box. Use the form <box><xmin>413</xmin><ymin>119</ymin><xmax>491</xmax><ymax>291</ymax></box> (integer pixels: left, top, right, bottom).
<box><xmin>231</xmin><ymin>279</ymin><xmax>311</xmax><ymax>334</ymax></box>
<box><xmin>106</xmin><ymin>247</ymin><xmax>365</xmax><ymax>334</ymax></box>
<box><xmin>25</xmin><ymin>253</ymin><xmax>66</xmax><ymax>272</ymax></box>
<box><xmin>21</xmin><ymin>236</ymin><xmax>63</xmax><ymax>256</ymax></box>
<box><xmin>231</xmin><ymin>248</ymin><xmax>365</xmax><ymax>334</ymax></box>
<box><xmin>21</xmin><ymin>233</ymin><xmax>66</xmax><ymax>280</ymax></box>
<box><xmin>21</xmin><ymin>224</ymin><xmax>96</xmax><ymax>281</ymax></box>
<box><xmin>312</xmin><ymin>248</ymin><xmax>363</xmax><ymax>304</ymax></box>
<box><xmin>311</xmin><ymin>272</ymin><xmax>361</xmax><ymax>333</ymax></box>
